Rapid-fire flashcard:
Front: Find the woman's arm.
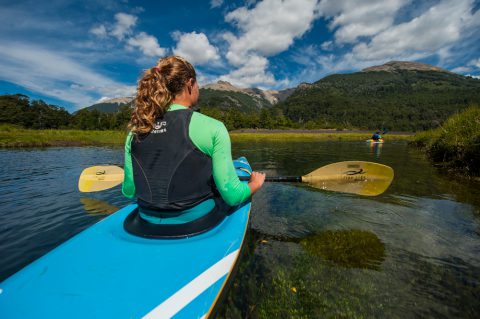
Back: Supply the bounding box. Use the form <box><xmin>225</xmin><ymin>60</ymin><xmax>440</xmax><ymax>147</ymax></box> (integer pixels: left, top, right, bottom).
<box><xmin>189</xmin><ymin>113</ymin><xmax>252</xmax><ymax>206</ymax></box>
<box><xmin>210</xmin><ymin>123</ymin><xmax>252</xmax><ymax>206</ymax></box>
<box><xmin>122</xmin><ymin>132</ymin><xmax>136</xmax><ymax>199</ymax></box>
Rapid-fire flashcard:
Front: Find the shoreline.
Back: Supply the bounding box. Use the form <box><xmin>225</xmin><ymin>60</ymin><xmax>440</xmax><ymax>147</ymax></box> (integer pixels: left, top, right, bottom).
<box><xmin>0</xmin><ymin>127</ymin><xmax>414</xmax><ymax>148</ymax></box>
<box><xmin>230</xmin><ymin>128</ymin><xmax>414</xmax><ymax>135</ymax></box>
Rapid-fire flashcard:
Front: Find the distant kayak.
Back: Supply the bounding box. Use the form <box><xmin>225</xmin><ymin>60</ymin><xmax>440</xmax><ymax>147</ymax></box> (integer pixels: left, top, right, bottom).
<box><xmin>366</xmin><ymin>139</ymin><xmax>384</xmax><ymax>144</ymax></box>
<box><xmin>0</xmin><ymin>157</ymin><xmax>252</xmax><ymax>319</ymax></box>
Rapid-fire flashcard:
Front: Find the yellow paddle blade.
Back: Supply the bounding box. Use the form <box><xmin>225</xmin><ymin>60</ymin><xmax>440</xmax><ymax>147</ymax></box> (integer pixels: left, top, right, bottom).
<box><xmin>78</xmin><ymin>166</ymin><xmax>124</xmax><ymax>192</ymax></box>
<box><xmin>302</xmin><ymin>161</ymin><xmax>394</xmax><ymax>196</ymax></box>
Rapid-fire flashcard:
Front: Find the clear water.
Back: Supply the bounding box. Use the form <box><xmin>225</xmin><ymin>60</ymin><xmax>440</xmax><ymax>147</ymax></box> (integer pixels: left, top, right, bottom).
<box><xmin>0</xmin><ymin>142</ymin><xmax>479</xmax><ymax>318</ymax></box>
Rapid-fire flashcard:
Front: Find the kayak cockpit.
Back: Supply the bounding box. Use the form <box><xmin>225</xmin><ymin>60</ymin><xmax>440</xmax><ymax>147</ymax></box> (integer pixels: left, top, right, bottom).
<box><xmin>123</xmin><ymin>198</ymin><xmax>237</xmax><ymax>239</ymax></box>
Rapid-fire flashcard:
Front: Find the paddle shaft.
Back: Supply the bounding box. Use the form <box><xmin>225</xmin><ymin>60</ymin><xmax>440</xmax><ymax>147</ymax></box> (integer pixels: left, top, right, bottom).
<box><xmin>239</xmin><ymin>176</ymin><xmax>302</xmax><ymax>183</ymax></box>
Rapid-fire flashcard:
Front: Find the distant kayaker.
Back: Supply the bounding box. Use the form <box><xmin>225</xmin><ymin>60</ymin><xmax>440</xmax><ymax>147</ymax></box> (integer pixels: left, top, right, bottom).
<box><xmin>122</xmin><ymin>55</ymin><xmax>265</xmax><ymax>225</ymax></box>
<box><xmin>371</xmin><ymin>131</ymin><xmax>383</xmax><ymax>141</ymax></box>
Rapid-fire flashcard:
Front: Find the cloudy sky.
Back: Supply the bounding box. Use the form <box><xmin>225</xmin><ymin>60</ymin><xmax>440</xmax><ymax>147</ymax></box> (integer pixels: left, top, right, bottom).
<box><xmin>0</xmin><ymin>0</ymin><xmax>479</xmax><ymax>111</ymax></box>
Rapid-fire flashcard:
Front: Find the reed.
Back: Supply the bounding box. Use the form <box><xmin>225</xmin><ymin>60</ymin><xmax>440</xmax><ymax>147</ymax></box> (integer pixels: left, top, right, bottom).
<box><xmin>412</xmin><ymin>106</ymin><xmax>480</xmax><ymax>176</ymax></box>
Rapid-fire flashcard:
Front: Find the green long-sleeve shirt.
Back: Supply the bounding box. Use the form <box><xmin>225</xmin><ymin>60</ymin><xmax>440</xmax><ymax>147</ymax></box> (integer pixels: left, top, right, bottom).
<box><xmin>122</xmin><ymin>104</ymin><xmax>251</xmax><ymax>207</ymax></box>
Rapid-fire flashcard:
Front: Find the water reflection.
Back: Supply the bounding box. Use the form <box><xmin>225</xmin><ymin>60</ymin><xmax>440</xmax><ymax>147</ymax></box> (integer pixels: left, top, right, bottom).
<box><xmin>369</xmin><ymin>142</ymin><xmax>383</xmax><ymax>158</ymax></box>
<box><xmin>80</xmin><ymin>197</ymin><xmax>119</xmax><ymax>215</ymax></box>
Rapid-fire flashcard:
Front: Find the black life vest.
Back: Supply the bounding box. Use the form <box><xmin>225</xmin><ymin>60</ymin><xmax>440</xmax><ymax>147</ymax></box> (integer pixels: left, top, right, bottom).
<box><xmin>131</xmin><ymin>109</ymin><xmax>214</xmax><ymax>213</ymax></box>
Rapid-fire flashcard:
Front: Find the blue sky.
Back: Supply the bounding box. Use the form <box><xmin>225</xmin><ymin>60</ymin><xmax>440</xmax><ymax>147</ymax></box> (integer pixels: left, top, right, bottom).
<box><xmin>1</xmin><ymin>0</ymin><xmax>479</xmax><ymax>111</ymax></box>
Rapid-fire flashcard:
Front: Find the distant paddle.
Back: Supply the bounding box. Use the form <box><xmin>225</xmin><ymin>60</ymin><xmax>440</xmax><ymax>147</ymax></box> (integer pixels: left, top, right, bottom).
<box><xmin>79</xmin><ymin>161</ymin><xmax>394</xmax><ymax>196</ymax></box>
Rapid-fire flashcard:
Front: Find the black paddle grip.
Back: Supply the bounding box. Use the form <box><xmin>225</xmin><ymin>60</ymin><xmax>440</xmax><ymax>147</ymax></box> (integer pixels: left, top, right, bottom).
<box><xmin>239</xmin><ymin>176</ymin><xmax>301</xmax><ymax>183</ymax></box>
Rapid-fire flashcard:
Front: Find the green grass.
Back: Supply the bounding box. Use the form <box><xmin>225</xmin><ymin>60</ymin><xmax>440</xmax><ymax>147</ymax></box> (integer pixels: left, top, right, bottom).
<box><xmin>412</xmin><ymin>106</ymin><xmax>480</xmax><ymax>177</ymax></box>
<box><xmin>0</xmin><ymin>124</ymin><xmax>127</xmax><ymax>147</ymax></box>
<box><xmin>0</xmin><ymin>124</ymin><xmax>413</xmax><ymax>147</ymax></box>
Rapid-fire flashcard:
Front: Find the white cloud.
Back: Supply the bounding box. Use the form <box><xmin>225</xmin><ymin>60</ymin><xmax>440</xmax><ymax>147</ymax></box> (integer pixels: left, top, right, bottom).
<box><xmin>90</xmin><ymin>25</ymin><xmax>108</xmax><ymax>38</ymax></box>
<box><xmin>210</xmin><ymin>0</ymin><xmax>223</xmax><ymax>8</ymax></box>
<box><xmin>320</xmin><ymin>41</ymin><xmax>333</xmax><ymax>51</ymax></box>
<box><xmin>219</xmin><ymin>55</ymin><xmax>275</xmax><ymax>88</ymax></box>
<box><xmin>291</xmin><ymin>0</ymin><xmax>480</xmax><ymax>80</ymax></box>
<box><xmin>111</xmin><ymin>13</ymin><xmax>137</xmax><ymax>40</ymax></box>
<box><xmin>451</xmin><ymin>66</ymin><xmax>472</xmax><ymax>73</ymax></box>
<box><xmin>351</xmin><ymin>0</ymin><xmax>475</xmax><ymax>62</ymax></box>
<box><xmin>89</xmin><ymin>12</ymin><xmax>167</xmax><ymax>58</ymax></box>
<box><xmin>318</xmin><ymin>0</ymin><xmax>410</xmax><ymax>44</ymax></box>
<box><xmin>0</xmin><ymin>42</ymin><xmax>135</xmax><ymax>108</ymax></box>
<box><xmin>286</xmin><ymin>0</ymin><xmax>479</xmax><ymax>85</ymax></box>
<box><xmin>469</xmin><ymin>58</ymin><xmax>480</xmax><ymax>68</ymax></box>
<box><xmin>173</xmin><ymin>32</ymin><xmax>220</xmax><ymax>65</ymax></box>
<box><xmin>220</xmin><ymin>0</ymin><xmax>319</xmax><ymax>88</ymax></box>
<box><xmin>225</xmin><ymin>0</ymin><xmax>319</xmax><ymax>65</ymax></box>
<box><xmin>466</xmin><ymin>74</ymin><xmax>480</xmax><ymax>79</ymax></box>
<box><xmin>127</xmin><ymin>32</ymin><xmax>166</xmax><ymax>57</ymax></box>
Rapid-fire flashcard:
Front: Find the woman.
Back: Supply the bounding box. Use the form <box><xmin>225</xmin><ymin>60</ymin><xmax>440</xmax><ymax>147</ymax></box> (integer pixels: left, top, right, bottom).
<box><xmin>122</xmin><ymin>56</ymin><xmax>265</xmax><ymax>225</ymax></box>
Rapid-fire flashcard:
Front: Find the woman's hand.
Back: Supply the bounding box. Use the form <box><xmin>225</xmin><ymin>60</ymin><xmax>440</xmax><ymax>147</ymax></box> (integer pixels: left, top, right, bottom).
<box><xmin>248</xmin><ymin>171</ymin><xmax>266</xmax><ymax>195</ymax></box>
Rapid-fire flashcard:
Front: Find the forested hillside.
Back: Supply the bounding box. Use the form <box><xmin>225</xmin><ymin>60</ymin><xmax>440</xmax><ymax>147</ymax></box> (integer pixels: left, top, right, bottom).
<box><xmin>197</xmin><ymin>88</ymin><xmax>272</xmax><ymax>111</ymax></box>
<box><xmin>0</xmin><ymin>94</ymin><xmax>70</xmax><ymax>129</ymax></box>
<box><xmin>278</xmin><ymin>68</ymin><xmax>480</xmax><ymax>131</ymax></box>
<box><xmin>0</xmin><ymin>94</ymin><xmax>131</xmax><ymax>130</ymax></box>
<box><xmin>83</xmin><ymin>97</ymin><xmax>133</xmax><ymax>113</ymax></box>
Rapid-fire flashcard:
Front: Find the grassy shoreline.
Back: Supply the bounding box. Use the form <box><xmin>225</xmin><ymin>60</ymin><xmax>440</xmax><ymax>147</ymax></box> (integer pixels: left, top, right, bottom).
<box><xmin>0</xmin><ymin>125</ymin><xmax>413</xmax><ymax>147</ymax></box>
<box><xmin>411</xmin><ymin>106</ymin><xmax>480</xmax><ymax>178</ymax></box>
<box><xmin>0</xmin><ymin>125</ymin><xmax>127</xmax><ymax>148</ymax></box>
<box><xmin>230</xmin><ymin>132</ymin><xmax>412</xmax><ymax>142</ymax></box>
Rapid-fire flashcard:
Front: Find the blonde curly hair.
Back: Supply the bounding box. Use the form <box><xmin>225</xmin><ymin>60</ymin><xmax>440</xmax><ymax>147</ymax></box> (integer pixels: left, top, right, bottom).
<box><xmin>129</xmin><ymin>56</ymin><xmax>196</xmax><ymax>134</ymax></box>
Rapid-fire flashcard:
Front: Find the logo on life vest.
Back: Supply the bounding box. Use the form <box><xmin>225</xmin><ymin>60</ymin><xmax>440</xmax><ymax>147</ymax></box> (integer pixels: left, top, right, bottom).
<box><xmin>152</xmin><ymin>121</ymin><xmax>167</xmax><ymax>134</ymax></box>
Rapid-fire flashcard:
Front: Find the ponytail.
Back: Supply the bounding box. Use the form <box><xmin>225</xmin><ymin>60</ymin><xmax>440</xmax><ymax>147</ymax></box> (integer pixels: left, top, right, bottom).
<box><xmin>129</xmin><ymin>56</ymin><xmax>196</xmax><ymax>134</ymax></box>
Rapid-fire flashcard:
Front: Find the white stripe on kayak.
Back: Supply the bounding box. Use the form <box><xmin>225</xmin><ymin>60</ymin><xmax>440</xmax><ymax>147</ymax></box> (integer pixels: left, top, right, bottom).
<box><xmin>142</xmin><ymin>249</ymin><xmax>239</xmax><ymax>319</ymax></box>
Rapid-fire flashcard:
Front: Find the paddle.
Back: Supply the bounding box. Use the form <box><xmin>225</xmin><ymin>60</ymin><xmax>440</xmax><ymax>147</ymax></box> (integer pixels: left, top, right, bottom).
<box><xmin>78</xmin><ymin>165</ymin><xmax>124</xmax><ymax>192</ymax></box>
<box><xmin>239</xmin><ymin>161</ymin><xmax>393</xmax><ymax>196</ymax></box>
<box><xmin>79</xmin><ymin>161</ymin><xmax>394</xmax><ymax>196</ymax></box>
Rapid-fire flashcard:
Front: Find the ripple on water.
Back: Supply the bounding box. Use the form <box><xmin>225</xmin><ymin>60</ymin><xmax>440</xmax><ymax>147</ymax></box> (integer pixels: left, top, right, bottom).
<box><xmin>2</xmin><ymin>143</ymin><xmax>480</xmax><ymax>318</ymax></box>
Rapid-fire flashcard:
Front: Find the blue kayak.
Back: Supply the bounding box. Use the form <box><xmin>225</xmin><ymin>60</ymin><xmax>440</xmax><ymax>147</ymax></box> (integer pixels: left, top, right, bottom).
<box><xmin>0</xmin><ymin>157</ymin><xmax>252</xmax><ymax>319</ymax></box>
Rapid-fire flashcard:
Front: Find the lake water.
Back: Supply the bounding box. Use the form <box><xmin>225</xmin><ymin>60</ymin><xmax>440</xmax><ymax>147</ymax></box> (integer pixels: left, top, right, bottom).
<box><xmin>0</xmin><ymin>141</ymin><xmax>479</xmax><ymax>318</ymax></box>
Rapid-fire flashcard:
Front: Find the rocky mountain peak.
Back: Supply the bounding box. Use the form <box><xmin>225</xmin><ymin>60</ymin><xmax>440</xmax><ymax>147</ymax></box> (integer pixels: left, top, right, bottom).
<box><xmin>202</xmin><ymin>80</ymin><xmax>241</xmax><ymax>91</ymax></box>
<box><xmin>97</xmin><ymin>97</ymin><xmax>134</xmax><ymax>104</ymax></box>
<box><xmin>362</xmin><ymin>61</ymin><xmax>450</xmax><ymax>73</ymax></box>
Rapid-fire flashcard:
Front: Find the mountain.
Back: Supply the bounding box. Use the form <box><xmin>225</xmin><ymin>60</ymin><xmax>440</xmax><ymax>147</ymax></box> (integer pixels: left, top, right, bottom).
<box><xmin>80</xmin><ymin>81</ymin><xmax>295</xmax><ymax>113</ymax></box>
<box><xmin>278</xmin><ymin>61</ymin><xmax>480</xmax><ymax>131</ymax></box>
<box><xmin>198</xmin><ymin>81</ymin><xmax>294</xmax><ymax>111</ymax></box>
<box><xmin>76</xmin><ymin>61</ymin><xmax>480</xmax><ymax>131</ymax></box>
<box><xmin>362</xmin><ymin>61</ymin><xmax>451</xmax><ymax>73</ymax></box>
<box><xmin>201</xmin><ymin>80</ymin><xmax>294</xmax><ymax>104</ymax></box>
<box><xmin>265</xmin><ymin>87</ymin><xmax>297</xmax><ymax>103</ymax></box>
<box><xmin>199</xmin><ymin>81</ymin><xmax>271</xmax><ymax>111</ymax></box>
<box><xmin>82</xmin><ymin>97</ymin><xmax>133</xmax><ymax>113</ymax></box>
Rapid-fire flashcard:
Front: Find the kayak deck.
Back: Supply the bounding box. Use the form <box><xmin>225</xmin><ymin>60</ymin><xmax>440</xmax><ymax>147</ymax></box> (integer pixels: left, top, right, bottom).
<box><xmin>0</xmin><ymin>158</ymin><xmax>252</xmax><ymax>319</ymax></box>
